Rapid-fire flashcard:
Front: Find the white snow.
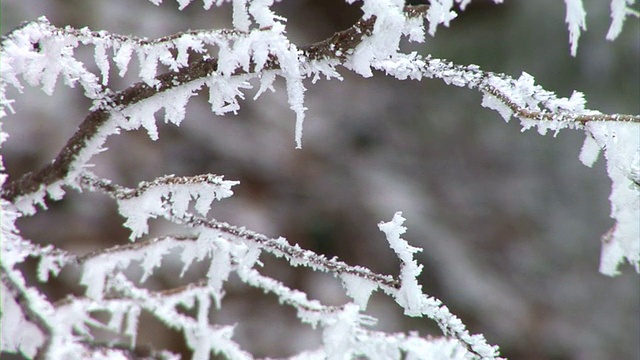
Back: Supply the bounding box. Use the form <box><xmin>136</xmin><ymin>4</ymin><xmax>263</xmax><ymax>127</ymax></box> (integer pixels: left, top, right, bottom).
<box><xmin>606</xmin><ymin>0</ymin><xmax>640</xmax><ymax>40</ymax></box>
<box><xmin>564</xmin><ymin>0</ymin><xmax>587</xmax><ymax>56</ymax></box>
<box><xmin>585</xmin><ymin>121</ymin><xmax>640</xmax><ymax>275</ymax></box>
<box><xmin>341</xmin><ymin>273</ymin><xmax>379</xmax><ymax>310</ymax></box>
<box><xmin>579</xmin><ymin>133</ymin><xmax>601</xmax><ymax>167</ymax></box>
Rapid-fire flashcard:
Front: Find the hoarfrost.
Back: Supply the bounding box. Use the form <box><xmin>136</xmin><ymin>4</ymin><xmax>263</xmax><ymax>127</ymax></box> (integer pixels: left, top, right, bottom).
<box><xmin>116</xmin><ymin>174</ymin><xmax>238</xmax><ymax>239</ymax></box>
<box><xmin>205</xmin><ymin>234</ymin><xmax>232</xmax><ymax>307</ymax></box>
<box><xmin>378</xmin><ymin>212</ymin><xmax>425</xmax><ymax>316</ymax></box>
<box><xmin>1</xmin><ymin>1</ymin><xmax>637</xmax><ymax>358</ymax></box>
<box><xmin>114</xmin><ymin>42</ymin><xmax>134</xmax><ymax>77</ymax></box>
<box><xmin>579</xmin><ymin>134</ymin><xmax>601</xmax><ymax>167</ymax></box>
<box><xmin>481</xmin><ymin>92</ymin><xmax>512</xmax><ymax>122</ymax></box>
<box><xmin>606</xmin><ymin>0</ymin><xmax>640</xmax><ymax>40</ymax></box>
<box><xmin>322</xmin><ymin>303</ymin><xmax>361</xmax><ymax>360</ymax></box>
<box><xmin>585</xmin><ymin>122</ymin><xmax>640</xmax><ymax>275</ymax></box>
<box><xmin>0</xmin><ymin>283</ymin><xmax>46</xmax><ymax>358</ymax></box>
<box><xmin>564</xmin><ymin>0</ymin><xmax>587</xmax><ymax>56</ymax></box>
<box><xmin>425</xmin><ymin>0</ymin><xmax>458</xmax><ymax>36</ymax></box>
<box><xmin>341</xmin><ymin>273</ymin><xmax>379</xmax><ymax>310</ymax></box>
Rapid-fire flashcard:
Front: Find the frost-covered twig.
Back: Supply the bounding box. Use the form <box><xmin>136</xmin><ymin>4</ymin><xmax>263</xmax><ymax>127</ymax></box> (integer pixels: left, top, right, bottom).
<box><xmin>0</xmin><ymin>263</ymin><xmax>53</xmax><ymax>356</ymax></box>
<box><xmin>79</xmin><ymin>171</ymin><xmax>399</xmax><ymax>289</ymax></box>
<box><xmin>76</xmin><ymin>173</ymin><xmax>501</xmax><ymax>359</ymax></box>
<box><xmin>2</xmin><ymin>176</ymin><xmax>499</xmax><ymax>358</ymax></box>
<box><xmin>1</xmin><ymin>4</ymin><xmax>637</xmax><ymax>208</ymax></box>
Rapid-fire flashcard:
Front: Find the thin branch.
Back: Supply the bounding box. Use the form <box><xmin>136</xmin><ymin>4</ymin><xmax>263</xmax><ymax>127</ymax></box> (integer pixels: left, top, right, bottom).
<box><xmin>0</xmin><ymin>5</ymin><xmax>426</xmax><ymax>203</ymax></box>
<box><xmin>78</xmin><ymin>172</ymin><xmax>400</xmax><ymax>289</ymax></box>
<box><xmin>0</xmin><ymin>263</ymin><xmax>53</xmax><ymax>359</ymax></box>
<box><xmin>482</xmin><ymin>84</ymin><xmax>639</xmax><ymax>124</ymax></box>
<box><xmin>2</xmin><ymin>3</ymin><xmax>637</xmax><ymax>205</ymax></box>
<box><xmin>77</xmin><ymin>173</ymin><xmax>498</xmax><ymax>359</ymax></box>
<box><xmin>0</xmin><ymin>55</ymin><xmax>219</xmax><ymax>202</ymax></box>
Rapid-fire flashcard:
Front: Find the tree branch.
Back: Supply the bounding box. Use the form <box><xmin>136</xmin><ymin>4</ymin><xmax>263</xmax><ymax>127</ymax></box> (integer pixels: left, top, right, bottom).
<box><xmin>2</xmin><ymin>3</ymin><xmax>637</xmax><ymax>206</ymax></box>
<box><xmin>0</xmin><ymin>264</ymin><xmax>53</xmax><ymax>359</ymax></box>
<box><xmin>78</xmin><ymin>172</ymin><xmax>401</xmax><ymax>289</ymax></box>
<box><xmin>76</xmin><ymin>173</ymin><xmax>498</xmax><ymax>359</ymax></box>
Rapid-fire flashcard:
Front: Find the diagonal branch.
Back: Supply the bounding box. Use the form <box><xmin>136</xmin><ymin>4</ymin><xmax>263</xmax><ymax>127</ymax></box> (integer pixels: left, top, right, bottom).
<box><xmin>2</xmin><ymin>3</ymin><xmax>638</xmax><ymax>205</ymax></box>
<box><xmin>77</xmin><ymin>173</ymin><xmax>499</xmax><ymax>359</ymax></box>
<box><xmin>0</xmin><ymin>263</ymin><xmax>54</xmax><ymax>358</ymax></box>
<box><xmin>78</xmin><ymin>172</ymin><xmax>401</xmax><ymax>289</ymax></box>
<box><xmin>0</xmin><ymin>5</ymin><xmax>427</xmax><ymax>203</ymax></box>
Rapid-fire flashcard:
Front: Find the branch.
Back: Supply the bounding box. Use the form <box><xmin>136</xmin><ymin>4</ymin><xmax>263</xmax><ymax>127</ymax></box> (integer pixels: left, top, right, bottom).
<box><xmin>78</xmin><ymin>172</ymin><xmax>400</xmax><ymax>289</ymax></box>
<box><xmin>2</xmin><ymin>3</ymin><xmax>637</xmax><ymax>204</ymax></box>
<box><xmin>76</xmin><ymin>173</ymin><xmax>500</xmax><ymax>359</ymax></box>
<box><xmin>0</xmin><ymin>5</ymin><xmax>426</xmax><ymax>203</ymax></box>
<box><xmin>0</xmin><ymin>56</ymin><xmax>219</xmax><ymax>202</ymax></box>
<box><xmin>0</xmin><ymin>263</ymin><xmax>53</xmax><ymax>358</ymax></box>
<box><xmin>3</xmin><ymin>170</ymin><xmax>498</xmax><ymax>358</ymax></box>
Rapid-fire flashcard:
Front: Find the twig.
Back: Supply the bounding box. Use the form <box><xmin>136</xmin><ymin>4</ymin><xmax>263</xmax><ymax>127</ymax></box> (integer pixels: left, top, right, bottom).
<box><xmin>0</xmin><ymin>264</ymin><xmax>53</xmax><ymax>359</ymax></box>
<box><xmin>1</xmin><ymin>4</ymin><xmax>637</xmax><ymax>204</ymax></box>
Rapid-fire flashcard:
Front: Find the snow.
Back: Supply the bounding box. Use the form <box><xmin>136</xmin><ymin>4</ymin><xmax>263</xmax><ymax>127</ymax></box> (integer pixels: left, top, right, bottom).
<box><xmin>579</xmin><ymin>133</ymin><xmax>601</xmax><ymax>167</ymax></box>
<box><xmin>137</xmin><ymin>45</ymin><xmax>161</xmax><ymax>86</ymax></box>
<box><xmin>481</xmin><ymin>92</ymin><xmax>512</xmax><ymax>122</ymax></box>
<box><xmin>114</xmin><ymin>41</ymin><xmax>134</xmax><ymax>77</ymax></box>
<box><xmin>378</xmin><ymin>212</ymin><xmax>425</xmax><ymax>316</ymax></box>
<box><xmin>0</xmin><ymin>283</ymin><xmax>46</xmax><ymax>358</ymax></box>
<box><xmin>341</xmin><ymin>273</ymin><xmax>379</xmax><ymax>310</ymax></box>
<box><xmin>205</xmin><ymin>235</ymin><xmax>232</xmax><ymax>307</ymax></box>
<box><xmin>249</xmin><ymin>0</ymin><xmax>282</xmax><ymax>28</ymax></box>
<box><xmin>117</xmin><ymin>174</ymin><xmax>238</xmax><ymax>240</ymax></box>
<box><xmin>564</xmin><ymin>0</ymin><xmax>587</xmax><ymax>56</ymax></box>
<box><xmin>125</xmin><ymin>307</ymin><xmax>141</xmax><ymax>347</ymax></box>
<box><xmin>322</xmin><ymin>303</ymin><xmax>361</xmax><ymax>360</ymax></box>
<box><xmin>94</xmin><ymin>41</ymin><xmax>110</xmax><ymax>85</ymax></box>
<box><xmin>585</xmin><ymin>121</ymin><xmax>640</xmax><ymax>275</ymax></box>
<box><xmin>606</xmin><ymin>0</ymin><xmax>640</xmax><ymax>40</ymax></box>
<box><xmin>253</xmin><ymin>70</ymin><xmax>277</xmax><ymax>100</ymax></box>
<box><xmin>426</xmin><ymin>0</ymin><xmax>459</xmax><ymax>36</ymax></box>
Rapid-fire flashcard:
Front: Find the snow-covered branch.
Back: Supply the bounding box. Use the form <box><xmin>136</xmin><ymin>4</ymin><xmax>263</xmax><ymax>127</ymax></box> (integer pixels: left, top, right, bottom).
<box><xmin>3</xmin><ymin>170</ymin><xmax>501</xmax><ymax>358</ymax></box>
<box><xmin>2</xmin><ymin>4</ymin><xmax>637</xmax><ymax>209</ymax></box>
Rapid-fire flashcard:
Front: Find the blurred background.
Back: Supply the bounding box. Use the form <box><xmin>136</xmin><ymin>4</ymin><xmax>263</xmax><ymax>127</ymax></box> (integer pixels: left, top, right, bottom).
<box><xmin>1</xmin><ymin>0</ymin><xmax>639</xmax><ymax>359</ymax></box>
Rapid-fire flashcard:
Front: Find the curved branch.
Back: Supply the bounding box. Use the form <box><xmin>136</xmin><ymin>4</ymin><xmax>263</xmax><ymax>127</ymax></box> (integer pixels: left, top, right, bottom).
<box><xmin>2</xmin><ymin>3</ymin><xmax>638</xmax><ymax>205</ymax></box>
<box><xmin>0</xmin><ymin>6</ymin><xmax>426</xmax><ymax>203</ymax></box>
<box><xmin>0</xmin><ymin>56</ymin><xmax>218</xmax><ymax>202</ymax></box>
<box><xmin>78</xmin><ymin>172</ymin><xmax>401</xmax><ymax>289</ymax></box>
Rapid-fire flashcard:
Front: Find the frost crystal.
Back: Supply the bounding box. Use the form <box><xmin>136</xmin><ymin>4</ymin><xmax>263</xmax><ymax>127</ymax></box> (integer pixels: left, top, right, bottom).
<box><xmin>606</xmin><ymin>0</ymin><xmax>640</xmax><ymax>40</ymax></box>
<box><xmin>378</xmin><ymin>212</ymin><xmax>425</xmax><ymax>316</ymax></box>
<box><xmin>585</xmin><ymin>122</ymin><xmax>640</xmax><ymax>275</ymax></box>
<box><xmin>0</xmin><ymin>283</ymin><xmax>46</xmax><ymax>357</ymax></box>
<box><xmin>117</xmin><ymin>175</ymin><xmax>239</xmax><ymax>240</ymax></box>
<box><xmin>564</xmin><ymin>0</ymin><xmax>587</xmax><ymax>56</ymax></box>
<box><xmin>481</xmin><ymin>92</ymin><xmax>512</xmax><ymax>122</ymax></box>
<box><xmin>426</xmin><ymin>0</ymin><xmax>459</xmax><ymax>36</ymax></box>
<box><xmin>341</xmin><ymin>273</ymin><xmax>379</xmax><ymax>310</ymax></box>
<box><xmin>579</xmin><ymin>134</ymin><xmax>601</xmax><ymax>167</ymax></box>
